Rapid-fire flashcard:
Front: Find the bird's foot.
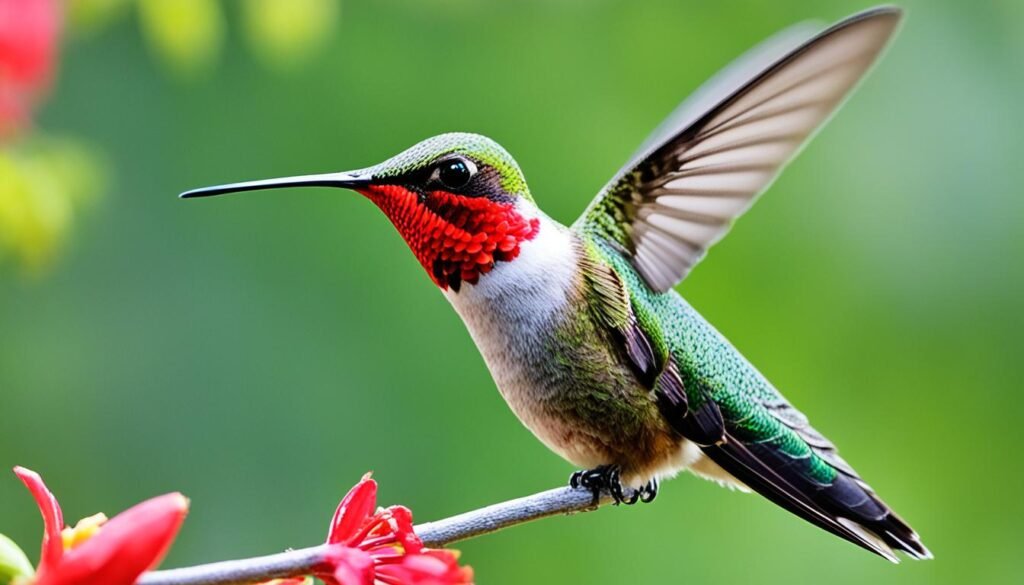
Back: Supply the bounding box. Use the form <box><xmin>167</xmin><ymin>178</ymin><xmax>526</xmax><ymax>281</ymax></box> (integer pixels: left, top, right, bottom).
<box><xmin>637</xmin><ymin>477</ymin><xmax>659</xmax><ymax>503</ymax></box>
<box><xmin>569</xmin><ymin>466</ymin><xmax>658</xmax><ymax>506</ymax></box>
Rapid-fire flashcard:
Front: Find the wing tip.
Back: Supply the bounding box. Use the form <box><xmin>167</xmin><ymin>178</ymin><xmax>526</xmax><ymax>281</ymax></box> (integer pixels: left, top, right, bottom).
<box><xmin>848</xmin><ymin>5</ymin><xmax>904</xmax><ymax>24</ymax></box>
<box><xmin>807</xmin><ymin>5</ymin><xmax>904</xmax><ymax>58</ymax></box>
<box><xmin>840</xmin><ymin>5</ymin><xmax>905</xmax><ymax>41</ymax></box>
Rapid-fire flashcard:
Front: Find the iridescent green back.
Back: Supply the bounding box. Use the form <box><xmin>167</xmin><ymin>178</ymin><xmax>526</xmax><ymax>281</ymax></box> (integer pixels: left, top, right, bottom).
<box><xmin>585</xmin><ymin>232</ymin><xmax>838</xmax><ymax>485</ymax></box>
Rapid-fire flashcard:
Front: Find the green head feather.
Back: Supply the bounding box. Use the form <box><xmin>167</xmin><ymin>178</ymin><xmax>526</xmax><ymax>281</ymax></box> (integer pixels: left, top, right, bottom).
<box><xmin>365</xmin><ymin>132</ymin><xmax>533</xmax><ymax>202</ymax></box>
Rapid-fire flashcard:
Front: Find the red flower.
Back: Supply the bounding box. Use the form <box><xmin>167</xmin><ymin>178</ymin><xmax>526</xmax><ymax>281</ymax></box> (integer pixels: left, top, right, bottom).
<box><xmin>0</xmin><ymin>0</ymin><xmax>60</xmax><ymax>138</ymax></box>
<box><xmin>317</xmin><ymin>474</ymin><xmax>473</xmax><ymax>585</ymax></box>
<box><xmin>14</xmin><ymin>466</ymin><xmax>188</xmax><ymax>585</ymax></box>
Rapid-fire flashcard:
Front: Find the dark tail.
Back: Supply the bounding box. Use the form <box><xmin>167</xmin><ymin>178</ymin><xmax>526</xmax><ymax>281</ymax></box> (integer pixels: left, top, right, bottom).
<box><xmin>702</xmin><ymin>435</ymin><xmax>931</xmax><ymax>562</ymax></box>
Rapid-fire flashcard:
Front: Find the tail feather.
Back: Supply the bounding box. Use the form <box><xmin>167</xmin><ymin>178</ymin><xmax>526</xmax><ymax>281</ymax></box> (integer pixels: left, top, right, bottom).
<box><xmin>820</xmin><ymin>473</ymin><xmax>932</xmax><ymax>560</ymax></box>
<box><xmin>701</xmin><ymin>433</ymin><xmax>930</xmax><ymax>561</ymax></box>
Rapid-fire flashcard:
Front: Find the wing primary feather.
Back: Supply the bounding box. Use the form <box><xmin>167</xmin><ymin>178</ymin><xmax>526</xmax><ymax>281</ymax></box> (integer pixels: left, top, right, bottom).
<box><xmin>696</xmin><ymin>50</ymin><xmax>877</xmax><ymax>140</ymax></box>
<box><xmin>576</xmin><ymin>7</ymin><xmax>903</xmax><ymax>292</ymax></box>
<box><xmin>624</xmin><ymin>19</ymin><xmax>825</xmax><ymax>164</ymax></box>
<box><xmin>674</xmin><ymin>133</ymin><xmax>805</xmax><ymax>167</ymax></box>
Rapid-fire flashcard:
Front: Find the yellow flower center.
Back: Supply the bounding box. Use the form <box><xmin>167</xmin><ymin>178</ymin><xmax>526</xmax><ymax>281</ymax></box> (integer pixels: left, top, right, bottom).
<box><xmin>61</xmin><ymin>513</ymin><xmax>108</xmax><ymax>551</ymax></box>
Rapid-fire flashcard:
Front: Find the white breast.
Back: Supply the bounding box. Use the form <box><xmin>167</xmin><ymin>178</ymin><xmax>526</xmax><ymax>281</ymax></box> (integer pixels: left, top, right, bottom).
<box><xmin>442</xmin><ymin>208</ymin><xmax>585</xmax><ymax>457</ymax></box>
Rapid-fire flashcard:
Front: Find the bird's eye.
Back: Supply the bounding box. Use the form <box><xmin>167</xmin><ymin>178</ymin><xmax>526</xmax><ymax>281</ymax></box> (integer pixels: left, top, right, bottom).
<box><xmin>431</xmin><ymin>158</ymin><xmax>476</xmax><ymax>190</ymax></box>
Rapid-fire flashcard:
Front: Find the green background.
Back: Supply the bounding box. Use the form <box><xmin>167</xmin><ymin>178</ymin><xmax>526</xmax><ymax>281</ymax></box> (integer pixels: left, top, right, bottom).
<box><xmin>2</xmin><ymin>1</ymin><xmax>1022</xmax><ymax>583</ymax></box>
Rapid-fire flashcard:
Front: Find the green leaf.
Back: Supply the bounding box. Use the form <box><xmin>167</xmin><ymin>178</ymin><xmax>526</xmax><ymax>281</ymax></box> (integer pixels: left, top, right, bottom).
<box><xmin>0</xmin><ymin>533</ymin><xmax>34</xmax><ymax>585</ymax></box>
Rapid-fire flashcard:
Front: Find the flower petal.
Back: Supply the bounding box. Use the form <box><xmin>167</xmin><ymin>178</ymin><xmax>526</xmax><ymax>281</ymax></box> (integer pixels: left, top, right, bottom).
<box><xmin>13</xmin><ymin>466</ymin><xmax>64</xmax><ymax>574</ymax></box>
<box><xmin>43</xmin><ymin>493</ymin><xmax>188</xmax><ymax>585</ymax></box>
<box><xmin>376</xmin><ymin>549</ymin><xmax>473</xmax><ymax>585</ymax></box>
<box><xmin>320</xmin><ymin>476</ymin><xmax>472</xmax><ymax>584</ymax></box>
<box><xmin>0</xmin><ymin>0</ymin><xmax>60</xmax><ymax>139</ymax></box>
<box><xmin>383</xmin><ymin>506</ymin><xmax>421</xmax><ymax>554</ymax></box>
<box><xmin>327</xmin><ymin>474</ymin><xmax>376</xmax><ymax>545</ymax></box>
<box><xmin>0</xmin><ymin>0</ymin><xmax>59</xmax><ymax>89</ymax></box>
<box><xmin>321</xmin><ymin>546</ymin><xmax>373</xmax><ymax>585</ymax></box>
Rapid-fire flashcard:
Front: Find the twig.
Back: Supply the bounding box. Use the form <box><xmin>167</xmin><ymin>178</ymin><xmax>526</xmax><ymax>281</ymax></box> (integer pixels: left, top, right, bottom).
<box><xmin>138</xmin><ymin>486</ymin><xmax>610</xmax><ymax>585</ymax></box>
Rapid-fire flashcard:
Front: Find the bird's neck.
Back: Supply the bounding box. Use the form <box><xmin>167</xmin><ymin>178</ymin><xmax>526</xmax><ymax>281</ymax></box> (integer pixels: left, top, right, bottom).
<box><xmin>359</xmin><ymin>184</ymin><xmax>540</xmax><ymax>291</ymax></box>
<box><xmin>443</xmin><ymin>212</ymin><xmax>582</xmax><ymax>344</ymax></box>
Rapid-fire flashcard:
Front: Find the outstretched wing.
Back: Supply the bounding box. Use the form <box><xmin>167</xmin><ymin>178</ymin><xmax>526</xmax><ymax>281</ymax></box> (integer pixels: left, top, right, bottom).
<box><xmin>575</xmin><ymin>7</ymin><xmax>902</xmax><ymax>292</ymax></box>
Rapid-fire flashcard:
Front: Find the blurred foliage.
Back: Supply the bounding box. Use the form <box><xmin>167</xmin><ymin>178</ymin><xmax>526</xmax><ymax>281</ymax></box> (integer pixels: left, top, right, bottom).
<box><xmin>242</xmin><ymin>0</ymin><xmax>339</xmax><ymax>71</ymax></box>
<box><xmin>0</xmin><ymin>0</ymin><xmax>103</xmax><ymax>273</ymax></box>
<box><xmin>137</xmin><ymin>0</ymin><xmax>225</xmax><ymax>78</ymax></box>
<box><xmin>0</xmin><ymin>532</ymin><xmax>34</xmax><ymax>584</ymax></box>
<box><xmin>76</xmin><ymin>0</ymin><xmax>339</xmax><ymax>77</ymax></box>
<box><xmin>0</xmin><ymin>138</ymin><xmax>103</xmax><ymax>271</ymax></box>
<box><xmin>67</xmin><ymin>0</ymin><xmax>133</xmax><ymax>36</ymax></box>
<box><xmin>1</xmin><ymin>1</ymin><xmax>1022</xmax><ymax>585</ymax></box>
<box><xmin>1</xmin><ymin>0</ymin><xmax>341</xmax><ymax>273</ymax></box>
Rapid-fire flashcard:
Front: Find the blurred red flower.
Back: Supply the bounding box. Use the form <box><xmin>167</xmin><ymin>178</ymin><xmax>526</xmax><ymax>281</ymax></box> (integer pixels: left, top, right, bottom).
<box><xmin>317</xmin><ymin>474</ymin><xmax>473</xmax><ymax>585</ymax></box>
<box><xmin>13</xmin><ymin>466</ymin><xmax>188</xmax><ymax>585</ymax></box>
<box><xmin>0</xmin><ymin>0</ymin><xmax>60</xmax><ymax>139</ymax></box>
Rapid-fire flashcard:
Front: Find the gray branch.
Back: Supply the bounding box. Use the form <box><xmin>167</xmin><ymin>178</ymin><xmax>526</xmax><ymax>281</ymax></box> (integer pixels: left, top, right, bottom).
<box><xmin>138</xmin><ymin>486</ymin><xmax>610</xmax><ymax>585</ymax></box>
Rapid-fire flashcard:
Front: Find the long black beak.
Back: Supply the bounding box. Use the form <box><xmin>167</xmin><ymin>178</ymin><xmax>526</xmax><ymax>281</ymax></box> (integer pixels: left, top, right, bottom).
<box><xmin>179</xmin><ymin>171</ymin><xmax>372</xmax><ymax>199</ymax></box>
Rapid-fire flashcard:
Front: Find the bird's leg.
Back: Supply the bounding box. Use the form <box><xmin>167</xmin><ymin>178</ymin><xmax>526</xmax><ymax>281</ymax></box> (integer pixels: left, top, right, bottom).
<box><xmin>569</xmin><ymin>465</ymin><xmax>608</xmax><ymax>496</ymax></box>
<box><xmin>610</xmin><ymin>466</ymin><xmax>641</xmax><ymax>505</ymax></box>
<box><xmin>569</xmin><ymin>465</ymin><xmax>615</xmax><ymax>505</ymax></box>
<box><xmin>569</xmin><ymin>465</ymin><xmax>647</xmax><ymax>506</ymax></box>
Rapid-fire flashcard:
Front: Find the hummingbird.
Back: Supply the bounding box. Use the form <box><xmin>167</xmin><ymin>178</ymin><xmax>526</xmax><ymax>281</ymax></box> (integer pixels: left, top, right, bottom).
<box><xmin>182</xmin><ymin>6</ymin><xmax>930</xmax><ymax>562</ymax></box>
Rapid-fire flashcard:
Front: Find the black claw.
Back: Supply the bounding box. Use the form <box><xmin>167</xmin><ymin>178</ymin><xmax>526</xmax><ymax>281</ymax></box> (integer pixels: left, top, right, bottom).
<box><xmin>567</xmin><ymin>465</ymin><xmax>657</xmax><ymax>506</ymax></box>
<box><xmin>638</xmin><ymin>478</ymin><xmax>659</xmax><ymax>503</ymax></box>
<box><xmin>569</xmin><ymin>470</ymin><xmax>583</xmax><ymax>489</ymax></box>
<box><xmin>618</xmin><ymin>488</ymin><xmax>641</xmax><ymax>506</ymax></box>
<box><xmin>609</xmin><ymin>467</ymin><xmax>639</xmax><ymax>505</ymax></box>
<box><xmin>608</xmin><ymin>467</ymin><xmax>622</xmax><ymax>503</ymax></box>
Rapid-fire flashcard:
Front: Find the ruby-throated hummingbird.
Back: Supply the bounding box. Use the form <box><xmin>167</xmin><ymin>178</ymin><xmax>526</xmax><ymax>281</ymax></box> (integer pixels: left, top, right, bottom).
<box><xmin>182</xmin><ymin>6</ymin><xmax>930</xmax><ymax>562</ymax></box>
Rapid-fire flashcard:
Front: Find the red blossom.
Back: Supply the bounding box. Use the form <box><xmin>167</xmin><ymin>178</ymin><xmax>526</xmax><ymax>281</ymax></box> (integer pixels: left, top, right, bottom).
<box><xmin>0</xmin><ymin>0</ymin><xmax>60</xmax><ymax>138</ymax></box>
<box><xmin>13</xmin><ymin>466</ymin><xmax>188</xmax><ymax>585</ymax></box>
<box><xmin>317</xmin><ymin>474</ymin><xmax>473</xmax><ymax>585</ymax></box>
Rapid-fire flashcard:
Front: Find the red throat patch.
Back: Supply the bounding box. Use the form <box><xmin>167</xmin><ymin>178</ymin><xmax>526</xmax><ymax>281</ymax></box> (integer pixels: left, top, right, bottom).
<box><xmin>359</xmin><ymin>184</ymin><xmax>540</xmax><ymax>291</ymax></box>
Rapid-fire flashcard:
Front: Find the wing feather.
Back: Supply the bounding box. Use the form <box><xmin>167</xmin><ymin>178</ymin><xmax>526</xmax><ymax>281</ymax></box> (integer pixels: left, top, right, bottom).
<box><xmin>576</xmin><ymin>8</ymin><xmax>902</xmax><ymax>292</ymax></box>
